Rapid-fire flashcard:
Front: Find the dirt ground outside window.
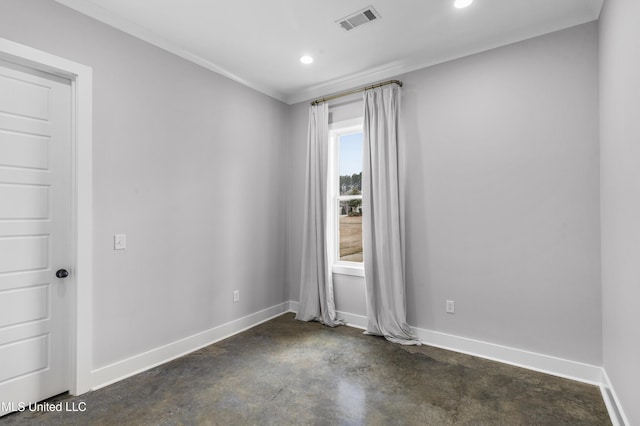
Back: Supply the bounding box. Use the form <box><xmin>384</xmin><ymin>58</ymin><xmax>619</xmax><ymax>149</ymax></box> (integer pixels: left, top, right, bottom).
<box><xmin>339</xmin><ymin>215</ymin><xmax>363</xmax><ymax>262</ymax></box>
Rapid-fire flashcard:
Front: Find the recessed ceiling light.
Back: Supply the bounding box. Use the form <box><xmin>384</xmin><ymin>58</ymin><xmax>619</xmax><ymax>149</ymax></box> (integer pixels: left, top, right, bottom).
<box><xmin>454</xmin><ymin>0</ymin><xmax>473</xmax><ymax>9</ymax></box>
<box><xmin>300</xmin><ymin>55</ymin><xmax>314</xmax><ymax>64</ymax></box>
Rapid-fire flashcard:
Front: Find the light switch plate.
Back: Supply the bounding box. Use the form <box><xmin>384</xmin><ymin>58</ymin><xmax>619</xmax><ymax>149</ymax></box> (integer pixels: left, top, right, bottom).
<box><xmin>114</xmin><ymin>234</ymin><xmax>126</xmax><ymax>250</ymax></box>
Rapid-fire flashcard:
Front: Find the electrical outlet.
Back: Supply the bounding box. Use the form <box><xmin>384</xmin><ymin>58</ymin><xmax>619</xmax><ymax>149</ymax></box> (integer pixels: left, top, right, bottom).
<box><xmin>446</xmin><ymin>300</ymin><xmax>455</xmax><ymax>314</ymax></box>
<box><xmin>233</xmin><ymin>290</ymin><xmax>239</xmax><ymax>303</ymax></box>
<box><xmin>114</xmin><ymin>234</ymin><xmax>126</xmax><ymax>250</ymax></box>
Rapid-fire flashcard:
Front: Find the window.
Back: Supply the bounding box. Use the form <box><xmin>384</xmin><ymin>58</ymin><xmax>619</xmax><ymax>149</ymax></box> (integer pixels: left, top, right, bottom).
<box><xmin>329</xmin><ymin>118</ymin><xmax>364</xmax><ymax>276</ymax></box>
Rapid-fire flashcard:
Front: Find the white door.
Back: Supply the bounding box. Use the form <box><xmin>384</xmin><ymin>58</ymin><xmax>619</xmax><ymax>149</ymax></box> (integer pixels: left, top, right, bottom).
<box><xmin>0</xmin><ymin>59</ymin><xmax>72</xmax><ymax>416</ymax></box>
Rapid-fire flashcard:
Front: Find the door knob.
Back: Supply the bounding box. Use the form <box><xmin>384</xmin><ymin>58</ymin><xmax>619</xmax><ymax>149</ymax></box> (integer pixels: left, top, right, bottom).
<box><xmin>56</xmin><ymin>269</ymin><xmax>69</xmax><ymax>279</ymax></box>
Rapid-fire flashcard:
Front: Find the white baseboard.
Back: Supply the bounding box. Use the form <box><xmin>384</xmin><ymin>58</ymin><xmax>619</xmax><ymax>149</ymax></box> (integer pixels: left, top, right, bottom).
<box><xmin>90</xmin><ymin>302</ymin><xmax>290</xmax><ymax>390</ymax></box>
<box><xmin>289</xmin><ymin>301</ymin><xmax>602</xmax><ymax>385</ymax></box>
<box><xmin>336</xmin><ymin>310</ymin><xmax>368</xmax><ymax>329</ymax></box>
<box><xmin>286</xmin><ymin>301</ymin><xmax>368</xmax><ymax>330</ymax></box>
<box><xmin>411</xmin><ymin>327</ymin><xmax>603</xmax><ymax>386</ymax></box>
<box><xmin>600</xmin><ymin>369</ymin><xmax>630</xmax><ymax>426</ymax></box>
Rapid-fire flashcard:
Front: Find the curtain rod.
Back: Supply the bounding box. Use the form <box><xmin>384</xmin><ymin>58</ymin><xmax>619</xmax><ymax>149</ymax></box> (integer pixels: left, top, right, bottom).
<box><xmin>310</xmin><ymin>79</ymin><xmax>403</xmax><ymax>106</ymax></box>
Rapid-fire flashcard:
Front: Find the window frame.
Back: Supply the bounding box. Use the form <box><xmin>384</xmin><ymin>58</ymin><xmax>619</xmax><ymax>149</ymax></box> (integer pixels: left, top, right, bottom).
<box><xmin>328</xmin><ymin>118</ymin><xmax>365</xmax><ymax>277</ymax></box>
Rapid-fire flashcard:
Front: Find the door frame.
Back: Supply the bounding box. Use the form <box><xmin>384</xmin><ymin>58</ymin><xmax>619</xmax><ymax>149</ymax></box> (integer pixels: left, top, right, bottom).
<box><xmin>0</xmin><ymin>38</ymin><xmax>93</xmax><ymax>395</ymax></box>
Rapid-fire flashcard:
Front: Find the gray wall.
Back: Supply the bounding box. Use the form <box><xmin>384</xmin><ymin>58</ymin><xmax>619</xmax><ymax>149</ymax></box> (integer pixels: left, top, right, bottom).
<box><xmin>285</xmin><ymin>101</ymin><xmax>307</xmax><ymax>303</ymax></box>
<box><xmin>288</xmin><ymin>22</ymin><xmax>602</xmax><ymax>365</ymax></box>
<box><xmin>401</xmin><ymin>22</ymin><xmax>601</xmax><ymax>364</ymax></box>
<box><xmin>599</xmin><ymin>0</ymin><xmax>640</xmax><ymax>423</ymax></box>
<box><xmin>0</xmin><ymin>0</ymin><xmax>289</xmax><ymax>369</ymax></box>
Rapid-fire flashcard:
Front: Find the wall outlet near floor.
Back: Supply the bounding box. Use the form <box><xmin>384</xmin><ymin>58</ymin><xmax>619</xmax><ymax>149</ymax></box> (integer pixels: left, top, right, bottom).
<box><xmin>233</xmin><ymin>290</ymin><xmax>239</xmax><ymax>303</ymax></box>
<box><xmin>446</xmin><ymin>300</ymin><xmax>455</xmax><ymax>314</ymax></box>
<box><xmin>114</xmin><ymin>234</ymin><xmax>126</xmax><ymax>250</ymax></box>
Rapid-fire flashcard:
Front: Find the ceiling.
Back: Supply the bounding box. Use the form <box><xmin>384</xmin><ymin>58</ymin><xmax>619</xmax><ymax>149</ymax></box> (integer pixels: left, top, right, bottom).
<box><xmin>55</xmin><ymin>0</ymin><xmax>603</xmax><ymax>104</ymax></box>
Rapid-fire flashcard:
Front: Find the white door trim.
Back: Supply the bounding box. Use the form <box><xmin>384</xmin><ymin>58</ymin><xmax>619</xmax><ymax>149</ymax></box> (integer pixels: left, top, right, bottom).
<box><xmin>0</xmin><ymin>37</ymin><xmax>93</xmax><ymax>395</ymax></box>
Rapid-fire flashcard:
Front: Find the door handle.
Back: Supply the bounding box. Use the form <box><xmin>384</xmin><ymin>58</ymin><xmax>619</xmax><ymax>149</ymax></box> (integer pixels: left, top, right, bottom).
<box><xmin>56</xmin><ymin>269</ymin><xmax>69</xmax><ymax>279</ymax></box>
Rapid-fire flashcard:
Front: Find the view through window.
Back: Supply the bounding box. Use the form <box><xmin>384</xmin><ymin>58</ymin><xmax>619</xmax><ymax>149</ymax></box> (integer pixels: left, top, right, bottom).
<box><xmin>337</xmin><ymin>131</ymin><xmax>363</xmax><ymax>263</ymax></box>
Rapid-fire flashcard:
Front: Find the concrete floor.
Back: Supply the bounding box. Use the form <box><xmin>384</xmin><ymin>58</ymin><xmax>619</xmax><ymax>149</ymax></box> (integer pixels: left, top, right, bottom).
<box><xmin>2</xmin><ymin>313</ymin><xmax>610</xmax><ymax>425</ymax></box>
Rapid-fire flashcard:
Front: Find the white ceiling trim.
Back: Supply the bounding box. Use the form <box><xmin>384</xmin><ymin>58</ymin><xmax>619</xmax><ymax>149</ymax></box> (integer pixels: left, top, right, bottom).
<box><xmin>54</xmin><ymin>0</ymin><xmax>288</xmax><ymax>102</ymax></box>
<box><xmin>55</xmin><ymin>0</ymin><xmax>603</xmax><ymax>106</ymax></box>
<box><xmin>288</xmin><ymin>61</ymin><xmax>406</xmax><ymax>105</ymax></box>
<box><xmin>287</xmin><ymin>17</ymin><xmax>600</xmax><ymax>105</ymax></box>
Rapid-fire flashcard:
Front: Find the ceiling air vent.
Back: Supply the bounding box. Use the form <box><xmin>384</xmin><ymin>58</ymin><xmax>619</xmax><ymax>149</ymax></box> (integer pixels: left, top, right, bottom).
<box><xmin>337</xmin><ymin>6</ymin><xmax>380</xmax><ymax>31</ymax></box>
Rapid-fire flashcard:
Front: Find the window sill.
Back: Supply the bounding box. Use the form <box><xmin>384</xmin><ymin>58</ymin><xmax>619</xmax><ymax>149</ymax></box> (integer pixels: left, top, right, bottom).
<box><xmin>332</xmin><ymin>263</ymin><xmax>364</xmax><ymax>277</ymax></box>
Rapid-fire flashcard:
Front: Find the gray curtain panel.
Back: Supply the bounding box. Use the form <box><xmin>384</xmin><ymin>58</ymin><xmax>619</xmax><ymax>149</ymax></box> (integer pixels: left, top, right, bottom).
<box><xmin>362</xmin><ymin>85</ymin><xmax>420</xmax><ymax>345</ymax></box>
<box><xmin>296</xmin><ymin>103</ymin><xmax>342</xmax><ymax>327</ymax></box>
